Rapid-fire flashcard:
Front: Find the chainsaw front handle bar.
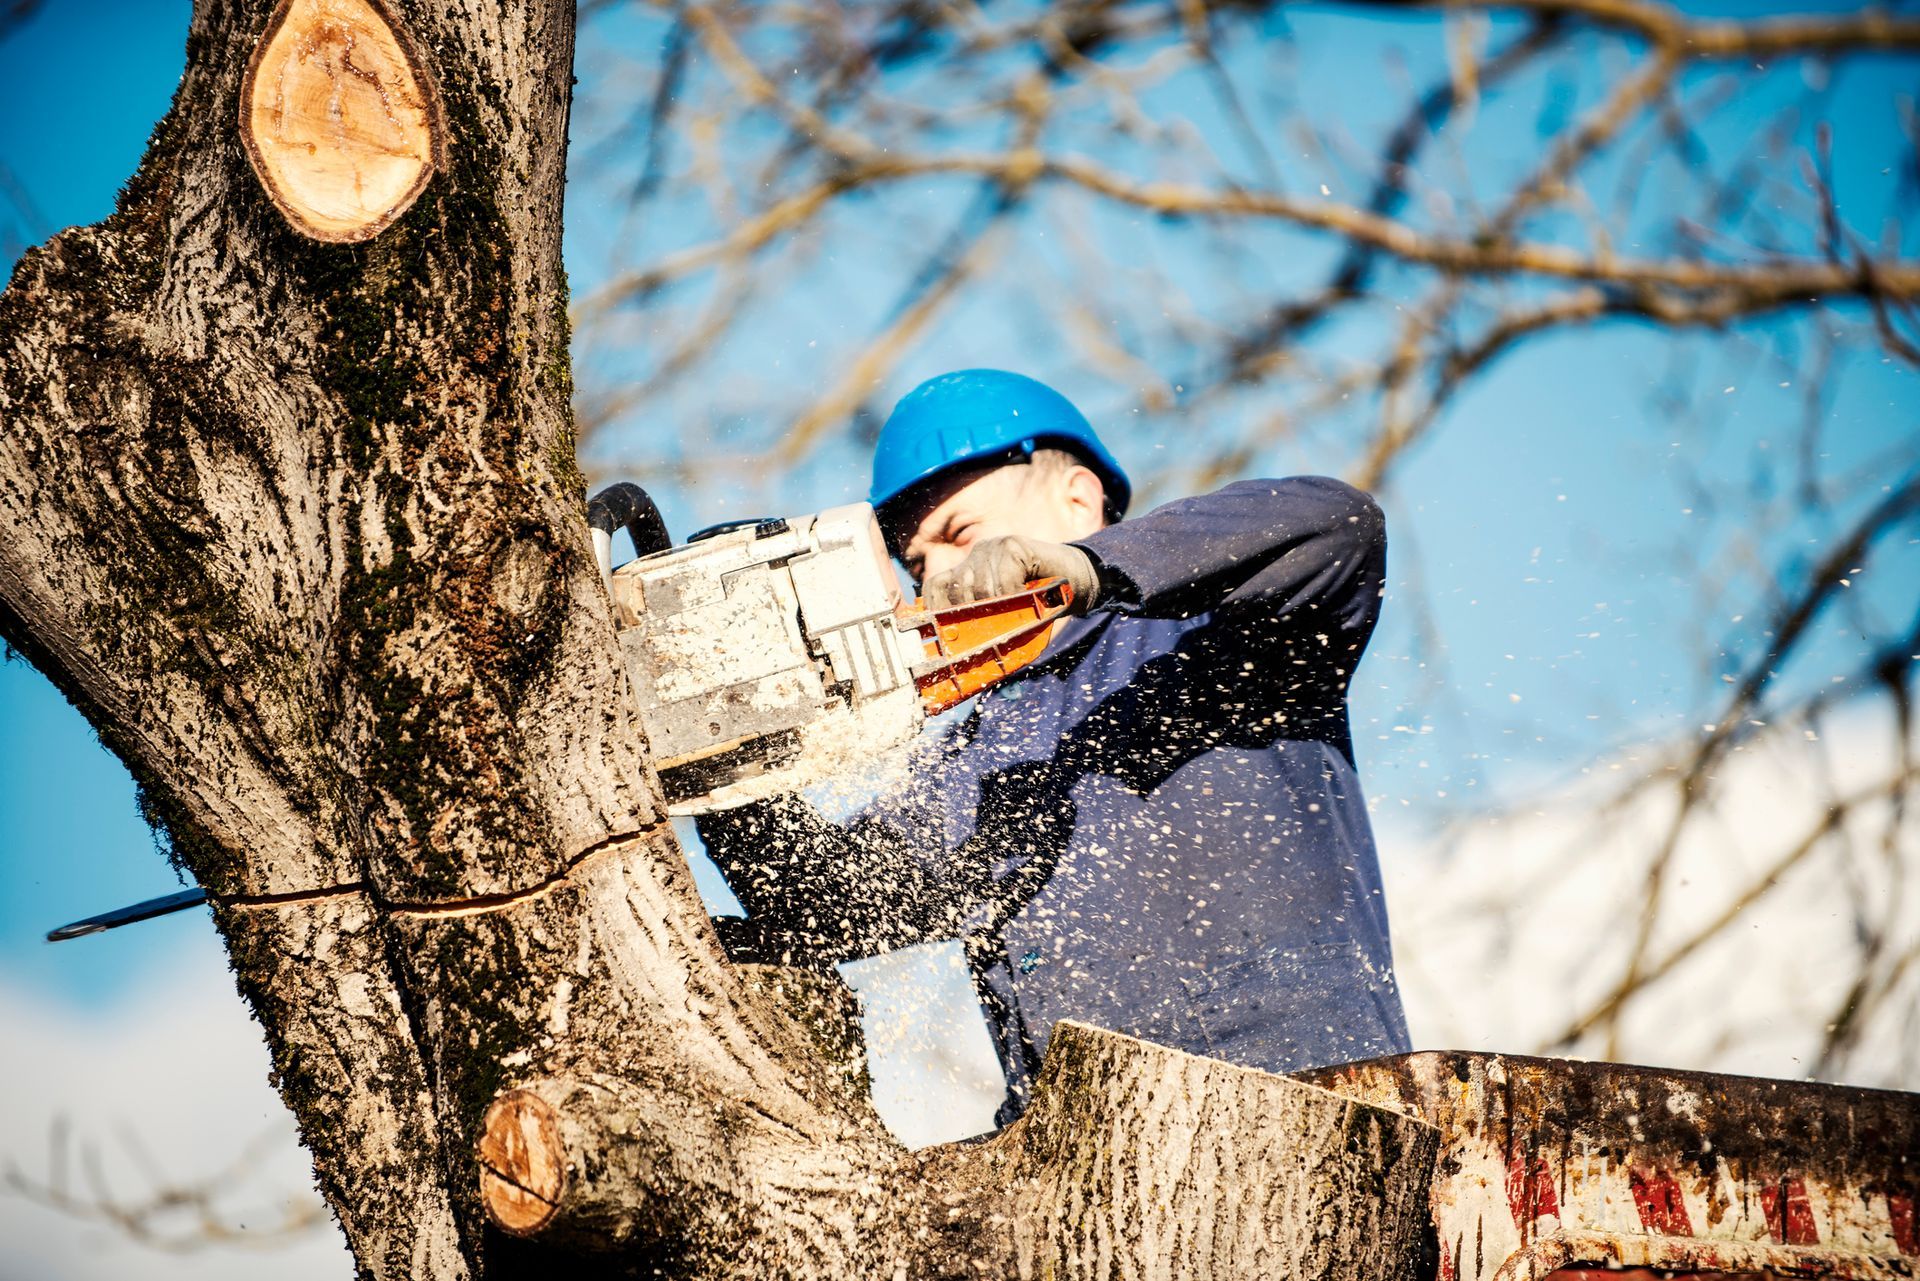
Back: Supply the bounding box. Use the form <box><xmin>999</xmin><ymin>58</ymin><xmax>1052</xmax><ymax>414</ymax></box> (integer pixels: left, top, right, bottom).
<box><xmin>588</xmin><ymin>483</ymin><xmax>673</xmax><ymax>592</ymax></box>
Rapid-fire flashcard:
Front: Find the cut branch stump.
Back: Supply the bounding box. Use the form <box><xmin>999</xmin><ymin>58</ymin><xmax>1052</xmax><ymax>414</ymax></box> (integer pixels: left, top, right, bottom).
<box><xmin>240</xmin><ymin>0</ymin><xmax>446</xmax><ymax>242</ymax></box>
<box><xmin>1002</xmin><ymin>1021</ymin><xmax>1440</xmax><ymax>1280</ymax></box>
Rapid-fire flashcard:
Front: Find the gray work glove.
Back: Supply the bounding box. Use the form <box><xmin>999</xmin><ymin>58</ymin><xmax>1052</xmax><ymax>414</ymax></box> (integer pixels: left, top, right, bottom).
<box><xmin>923</xmin><ymin>536</ymin><xmax>1100</xmax><ymax>614</ymax></box>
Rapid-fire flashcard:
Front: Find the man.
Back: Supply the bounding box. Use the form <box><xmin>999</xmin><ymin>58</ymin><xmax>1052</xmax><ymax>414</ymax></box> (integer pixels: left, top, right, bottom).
<box><xmin>700</xmin><ymin>368</ymin><xmax>1409</xmax><ymax>1123</ymax></box>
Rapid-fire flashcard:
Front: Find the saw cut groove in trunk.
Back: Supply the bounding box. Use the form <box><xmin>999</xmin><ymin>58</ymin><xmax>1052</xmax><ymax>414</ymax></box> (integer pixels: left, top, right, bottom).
<box><xmin>239</xmin><ymin>0</ymin><xmax>446</xmax><ymax>242</ymax></box>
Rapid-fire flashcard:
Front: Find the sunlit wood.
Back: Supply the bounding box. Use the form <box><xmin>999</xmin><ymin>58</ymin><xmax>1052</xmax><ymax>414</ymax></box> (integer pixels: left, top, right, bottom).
<box><xmin>478</xmin><ymin>1090</ymin><xmax>565</xmax><ymax>1236</ymax></box>
<box><xmin>239</xmin><ymin>0</ymin><xmax>445</xmax><ymax>243</ymax></box>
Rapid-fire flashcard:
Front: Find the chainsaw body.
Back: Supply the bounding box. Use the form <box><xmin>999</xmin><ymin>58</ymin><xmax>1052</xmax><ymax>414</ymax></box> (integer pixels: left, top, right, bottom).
<box><xmin>603</xmin><ymin>502</ymin><xmax>1069</xmax><ymax>815</ymax></box>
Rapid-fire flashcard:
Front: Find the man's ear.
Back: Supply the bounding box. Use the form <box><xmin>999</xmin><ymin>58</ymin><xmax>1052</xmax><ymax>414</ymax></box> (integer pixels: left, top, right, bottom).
<box><xmin>1061</xmin><ymin>464</ymin><xmax>1109</xmax><ymax>537</ymax></box>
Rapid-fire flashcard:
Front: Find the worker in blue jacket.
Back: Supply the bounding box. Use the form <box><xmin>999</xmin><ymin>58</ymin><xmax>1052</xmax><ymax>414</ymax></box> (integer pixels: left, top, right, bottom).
<box><xmin>699</xmin><ymin>368</ymin><xmax>1410</xmax><ymax>1123</ymax></box>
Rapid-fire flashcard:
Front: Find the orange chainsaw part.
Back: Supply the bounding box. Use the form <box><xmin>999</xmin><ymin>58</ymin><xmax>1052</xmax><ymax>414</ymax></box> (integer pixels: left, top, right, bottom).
<box><xmin>909</xmin><ymin>577</ymin><xmax>1075</xmax><ymax>716</ymax></box>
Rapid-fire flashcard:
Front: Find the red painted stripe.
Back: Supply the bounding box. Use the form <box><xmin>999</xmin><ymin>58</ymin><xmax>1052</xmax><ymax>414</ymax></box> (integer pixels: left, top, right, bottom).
<box><xmin>1760</xmin><ymin>1177</ymin><xmax>1819</xmax><ymax>1246</ymax></box>
<box><xmin>1888</xmin><ymin>1189</ymin><xmax>1916</xmax><ymax>1257</ymax></box>
<box><xmin>1505</xmin><ymin>1153</ymin><xmax>1560</xmax><ymax>1226</ymax></box>
<box><xmin>1628</xmin><ymin>1168</ymin><xmax>1693</xmax><ymax>1237</ymax></box>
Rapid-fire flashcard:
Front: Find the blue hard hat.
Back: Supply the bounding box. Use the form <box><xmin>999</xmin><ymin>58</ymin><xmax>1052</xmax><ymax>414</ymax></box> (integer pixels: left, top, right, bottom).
<box><xmin>869</xmin><ymin>369</ymin><xmax>1132</xmax><ymax>524</ymax></box>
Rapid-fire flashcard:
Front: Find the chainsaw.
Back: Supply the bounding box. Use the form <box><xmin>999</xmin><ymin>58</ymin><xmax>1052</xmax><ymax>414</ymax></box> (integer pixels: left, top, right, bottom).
<box><xmin>47</xmin><ymin>484</ymin><xmax>1072</xmax><ymax>940</ymax></box>
<box><xmin>588</xmin><ymin>482</ymin><xmax>1072</xmax><ymax>815</ymax></box>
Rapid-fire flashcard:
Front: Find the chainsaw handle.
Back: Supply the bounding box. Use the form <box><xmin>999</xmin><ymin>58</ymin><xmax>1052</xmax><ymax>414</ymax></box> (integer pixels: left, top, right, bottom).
<box><xmin>588</xmin><ymin>483</ymin><xmax>673</xmax><ymax>586</ymax></box>
<box><xmin>912</xmin><ymin>577</ymin><xmax>1075</xmax><ymax>715</ymax></box>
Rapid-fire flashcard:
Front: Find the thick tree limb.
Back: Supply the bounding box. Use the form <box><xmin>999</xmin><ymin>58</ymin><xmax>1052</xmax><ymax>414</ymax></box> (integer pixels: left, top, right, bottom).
<box><xmin>483</xmin><ymin>1021</ymin><xmax>1440</xmax><ymax>1279</ymax></box>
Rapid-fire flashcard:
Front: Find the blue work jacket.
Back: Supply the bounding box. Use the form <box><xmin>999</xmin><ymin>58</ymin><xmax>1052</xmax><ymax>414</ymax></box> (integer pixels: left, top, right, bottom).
<box><xmin>701</xmin><ymin>476</ymin><xmax>1410</xmax><ymax>1120</ymax></box>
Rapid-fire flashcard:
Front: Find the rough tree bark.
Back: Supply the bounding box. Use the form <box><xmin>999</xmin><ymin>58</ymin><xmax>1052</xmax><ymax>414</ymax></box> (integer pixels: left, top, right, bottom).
<box><xmin>0</xmin><ymin>1</ymin><xmax>1437</xmax><ymax>1276</ymax></box>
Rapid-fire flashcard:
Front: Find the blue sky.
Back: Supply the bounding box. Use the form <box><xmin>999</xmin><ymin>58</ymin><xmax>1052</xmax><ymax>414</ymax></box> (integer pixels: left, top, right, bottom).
<box><xmin>3</xmin><ymin>0</ymin><xmax>1916</xmax><ymax>1011</ymax></box>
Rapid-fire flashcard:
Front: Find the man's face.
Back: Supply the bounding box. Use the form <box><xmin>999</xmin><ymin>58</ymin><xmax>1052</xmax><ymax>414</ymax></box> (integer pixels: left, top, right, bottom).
<box><xmin>893</xmin><ymin>458</ymin><xmax>1106</xmax><ymax>589</ymax></box>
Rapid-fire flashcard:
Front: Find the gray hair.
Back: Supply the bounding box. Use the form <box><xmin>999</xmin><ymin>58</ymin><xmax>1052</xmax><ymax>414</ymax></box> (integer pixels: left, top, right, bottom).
<box><xmin>1016</xmin><ymin>447</ymin><xmax>1107</xmax><ymax>524</ymax></box>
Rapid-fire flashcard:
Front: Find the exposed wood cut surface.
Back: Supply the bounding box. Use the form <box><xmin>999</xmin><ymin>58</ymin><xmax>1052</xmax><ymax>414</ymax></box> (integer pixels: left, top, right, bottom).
<box><xmin>240</xmin><ymin>0</ymin><xmax>445</xmax><ymax>242</ymax></box>
<box><xmin>477</xmin><ymin>1089</ymin><xmax>565</xmax><ymax>1235</ymax></box>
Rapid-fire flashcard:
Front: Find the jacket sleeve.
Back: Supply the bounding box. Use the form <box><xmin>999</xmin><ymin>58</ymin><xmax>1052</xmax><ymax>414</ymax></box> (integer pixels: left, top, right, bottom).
<box><xmin>1072</xmin><ymin>476</ymin><xmax>1387</xmax><ymax>640</ymax></box>
<box><xmin>694</xmin><ymin>796</ymin><xmax>956</xmax><ymax>967</ymax></box>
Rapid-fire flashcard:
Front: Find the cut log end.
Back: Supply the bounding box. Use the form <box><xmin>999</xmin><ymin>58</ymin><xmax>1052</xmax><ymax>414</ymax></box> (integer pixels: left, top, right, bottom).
<box><xmin>477</xmin><ymin>1089</ymin><xmax>565</xmax><ymax>1236</ymax></box>
<box><xmin>239</xmin><ymin>0</ymin><xmax>446</xmax><ymax>243</ymax></box>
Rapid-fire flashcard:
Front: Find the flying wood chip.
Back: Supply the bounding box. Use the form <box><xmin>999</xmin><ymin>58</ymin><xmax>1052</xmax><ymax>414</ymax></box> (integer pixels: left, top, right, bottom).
<box><xmin>239</xmin><ymin>0</ymin><xmax>447</xmax><ymax>243</ymax></box>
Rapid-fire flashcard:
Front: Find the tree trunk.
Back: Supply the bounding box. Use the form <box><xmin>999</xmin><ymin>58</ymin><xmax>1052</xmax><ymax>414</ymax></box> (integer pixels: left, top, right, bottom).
<box><xmin>0</xmin><ymin>1</ymin><xmax>1437</xmax><ymax>1276</ymax></box>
